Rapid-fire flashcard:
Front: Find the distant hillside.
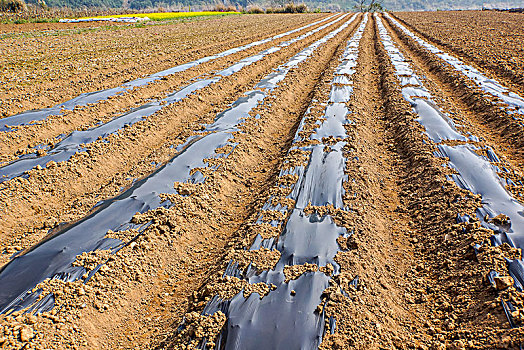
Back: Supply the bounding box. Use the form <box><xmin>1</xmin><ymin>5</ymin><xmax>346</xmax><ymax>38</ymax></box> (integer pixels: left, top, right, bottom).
<box><xmin>383</xmin><ymin>0</ymin><xmax>524</xmax><ymax>10</ymax></box>
<box><xmin>299</xmin><ymin>0</ymin><xmax>524</xmax><ymax>11</ymax></box>
<box><xmin>26</xmin><ymin>0</ymin><xmax>524</xmax><ymax>11</ymax></box>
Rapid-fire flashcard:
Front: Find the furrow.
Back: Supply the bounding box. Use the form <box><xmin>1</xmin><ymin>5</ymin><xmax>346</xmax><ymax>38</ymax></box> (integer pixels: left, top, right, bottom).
<box><xmin>376</xmin><ymin>13</ymin><xmax>524</xmax><ymax>347</ymax></box>
<box><xmin>0</xmin><ymin>12</ymin><xmax>362</xmax><ymax>350</ymax></box>
<box><xmin>0</xmin><ymin>14</ymin><xmax>345</xmax><ymax>183</ymax></box>
<box><xmin>165</xmin><ymin>15</ymin><xmax>367</xmax><ymax>350</ymax></box>
<box><xmin>0</xmin><ymin>14</ymin><xmax>338</xmax><ymax>164</ymax></box>
<box><xmin>0</xmin><ymin>13</ymin><xmax>358</xmax><ymax>319</ymax></box>
<box><xmin>0</xmin><ymin>13</ymin><xmax>354</xmax><ymax>263</ymax></box>
<box><xmin>382</xmin><ymin>12</ymin><xmax>524</xmax><ymax>163</ymax></box>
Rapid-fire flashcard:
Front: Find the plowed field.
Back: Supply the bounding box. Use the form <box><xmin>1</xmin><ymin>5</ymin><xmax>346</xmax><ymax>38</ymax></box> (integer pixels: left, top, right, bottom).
<box><xmin>0</xmin><ymin>11</ymin><xmax>523</xmax><ymax>350</ymax></box>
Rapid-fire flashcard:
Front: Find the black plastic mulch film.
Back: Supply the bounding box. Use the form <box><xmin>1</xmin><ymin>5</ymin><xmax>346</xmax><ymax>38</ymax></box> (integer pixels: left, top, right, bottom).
<box><xmin>180</xmin><ymin>15</ymin><xmax>368</xmax><ymax>350</ymax></box>
<box><xmin>0</xmin><ymin>14</ymin><xmax>354</xmax><ymax>316</ymax></box>
<box><xmin>0</xmin><ymin>15</ymin><xmax>343</xmax><ymax>182</ymax></box>
<box><xmin>377</xmin><ymin>13</ymin><xmax>524</xmax><ymax>331</ymax></box>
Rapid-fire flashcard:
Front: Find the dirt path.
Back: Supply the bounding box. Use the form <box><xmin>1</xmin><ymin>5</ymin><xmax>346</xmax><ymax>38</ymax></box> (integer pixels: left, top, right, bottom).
<box><xmin>318</xmin><ymin>16</ymin><xmax>428</xmax><ymax>349</ymax></box>
<box><xmin>1</xmin><ymin>11</ymin><xmax>524</xmax><ymax>350</ymax></box>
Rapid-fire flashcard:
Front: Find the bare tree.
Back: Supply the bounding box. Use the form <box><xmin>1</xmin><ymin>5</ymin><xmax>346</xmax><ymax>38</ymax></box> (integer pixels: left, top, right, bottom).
<box><xmin>368</xmin><ymin>0</ymin><xmax>383</xmax><ymax>12</ymax></box>
<box><xmin>354</xmin><ymin>0</ymin><xmax>383</xmax><ymax>12</ymax></box>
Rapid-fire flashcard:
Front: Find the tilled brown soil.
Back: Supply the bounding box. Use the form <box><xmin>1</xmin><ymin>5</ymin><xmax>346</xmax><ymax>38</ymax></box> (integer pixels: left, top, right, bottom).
<box><xmin>0</xmin><ymin>14</ymin><xmax>348</xmax><ymax>270</ymax></box>
<box><xmin>1</xmin><ymin>11</ymin><xmax>524</xmax><ymax>350</ymax></box>
<box><xmin>0</xmin><ymin>15</ymin><xmax>334</xmax><ymax>166</ymax></box>
<box><xmin>0</xmin><ymin>13</ymin><xmax>325</xmax><ymax>117</ymax></box>
<box><xmin>376</xmin><ymin>14</ymin><xmax>523</xmax><ymax>348</ymax></box>
<box><xmin>393</xmin><ymin>10</ymin><xmax>524</xmax><ymax>97</ymax></box>
<box><xmin>0</xmin><ymin>19</ymin><xmax>131</xmax><ymax>34</ymax></box>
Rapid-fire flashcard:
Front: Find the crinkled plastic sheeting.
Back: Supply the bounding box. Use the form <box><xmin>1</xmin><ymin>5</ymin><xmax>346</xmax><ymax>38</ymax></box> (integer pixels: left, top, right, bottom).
<box><xmin>377</xmin><ymin>14</ymin><xmax>524</xmax><ymax>328</ymax></box>
<box><xmin>385</xmin><ymin>13</ymin><xmax>524</xmax><ymax>119</ymax></box>
<box><xmin>0</xmin><ymin>14</ymin><xmax>348</xmax><ymax>183</ymax></box>
<box><xmin>0</xmin><ymin>14</ymin><xmax>355</xmax><ymax>315</ymax></box>
<box><xmin>185</xmin><ymin>15</ymin><xmax>368</xmax><ymax>350</ymax></box>
<box><xmin>0</xmin><ymin>15</ymin><xmax>338</xmax><ymax>132</ymax></box>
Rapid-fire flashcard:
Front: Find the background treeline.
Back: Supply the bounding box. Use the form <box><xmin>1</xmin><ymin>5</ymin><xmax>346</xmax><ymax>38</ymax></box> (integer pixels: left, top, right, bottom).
<box><xmin>383</xmin><ymin>0</ymin><xmax>524</xmax><ymax>11</ymax></box>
